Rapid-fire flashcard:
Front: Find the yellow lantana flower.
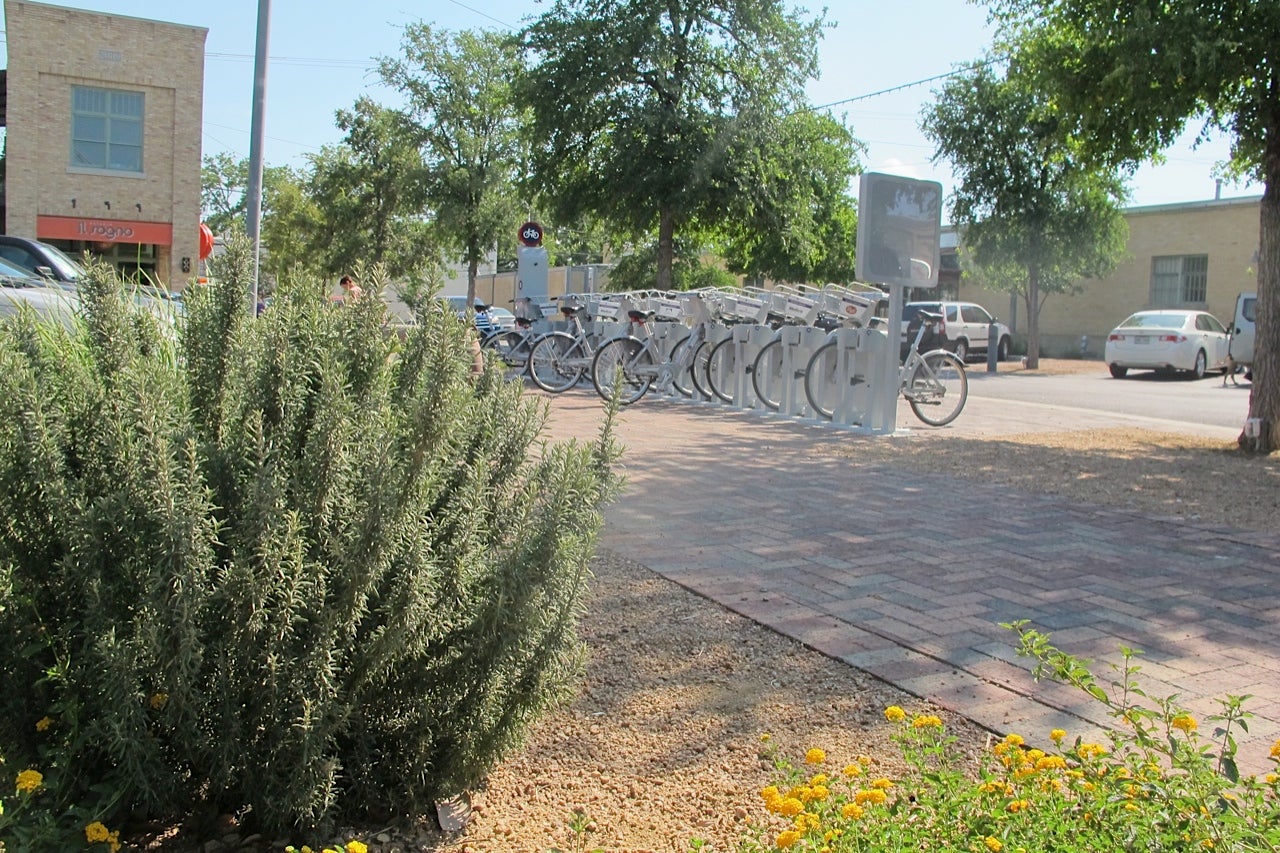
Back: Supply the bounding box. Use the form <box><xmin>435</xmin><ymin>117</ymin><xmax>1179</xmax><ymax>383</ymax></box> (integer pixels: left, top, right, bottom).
<box><xmin>912</xmin><ymin>714</ymin><xmax>943</xmax><ymax>728</ymax></box>
<box><xmin>1269</xmin><ymin>739</ymin><xmax>1280</xmax><ymax>760</ymax></box>
<box><xmin>854</xmin><ymin>789</ymin><xmax>887</xmax><ymax>806</ymax></box>
<box><xmin>842</xmin><ymin>763</ymin><xmax>862</xmax><ymax>778</ymax></box>
<box><xmin>1004</xmin><ymin>733</ymin><xmax>1025</xmax><ymax>747</ymax></box>
<box><xmin>15</xmin><ymin>769</ymin><xmax>43</xmax><ymax>793</ymax></box>
<box><xmin>1171</xmin><ymin>714</ymin><xmax>1198</xmax><ymax>734</ymax></box>
<box><xmin>841</xmin><ymin>803</ymin><xmax>865</xmax><ymax>820</ymax></box>
<box><xmin>778</xmin><ymin>797</ymin><xmax>805</xmax><ymax>817</ymax></box>
<box><xmin>776</xmin><ymin>829</ymin><xmax>802</xmax><ymax>848</ymax></box>
<box><xmin>346</xmin><ymin>841</ymin><xmax>368</xmax><ymax>853</ymax></box>
<box><xmin>984</xmin><ymin>836</ymin><xmax>1004</xmax><ymax>852</ymax></box>
<box><xmin>805</xmin><ymin>748</ymin><xmax>826</xmax><ymax>765</ymax></box>
<box><xmin>35</xmin><ymin>716</ymin><xmax>53</xmax><ymax>732</ymax></box>
<box><xmin>85</xmin><ymin>821</ymin><xmax>111</xmax><ymax>843</ymax></box>
<box><xmin>871</xmin><ymin>778</ymin><xmax>894</xmax><ymax>790</ymax></box>
<box><xmin>885</xmin><ymin>705</ymin><xmax>906</xmax><ymax>722</ymax></box>
<box><xmin>1050</xmin><ymin>728</ymin><xmax>1067</xmax><ymax>744</ymax></box>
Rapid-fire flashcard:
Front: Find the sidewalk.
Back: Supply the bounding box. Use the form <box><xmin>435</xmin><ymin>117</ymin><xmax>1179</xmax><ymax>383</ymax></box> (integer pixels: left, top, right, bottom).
<box><xmin>544</xmin><ymin>390</ymin><xmax>1280</xmax><ymax>772</ymax></box>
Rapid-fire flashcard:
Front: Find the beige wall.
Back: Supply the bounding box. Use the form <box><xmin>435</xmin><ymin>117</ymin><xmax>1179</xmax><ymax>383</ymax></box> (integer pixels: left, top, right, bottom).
<box><xmin>4</xmin><ymin>0</ymin><xmax>207</xmax><ymax>287</ymax></box>
<box><xmin>958</xmin><ymin>197</ymin><xmax>1261</xmax><ymax>357</ymax></box>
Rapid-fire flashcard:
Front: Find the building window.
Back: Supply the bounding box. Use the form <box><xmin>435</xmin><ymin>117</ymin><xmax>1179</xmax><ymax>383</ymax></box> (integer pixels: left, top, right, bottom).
<box><xmin>1150</xmin><ymin>254</ymin><xmax>1208</xmax><ymax>305</ymax></box>
<box><xmin>71</xmin><ymin>86</ymin><xmax>144</xmax><ymax>172</ymax></box>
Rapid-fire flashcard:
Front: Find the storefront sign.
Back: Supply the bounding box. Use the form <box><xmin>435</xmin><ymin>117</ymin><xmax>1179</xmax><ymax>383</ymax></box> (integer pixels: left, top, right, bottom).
<box><xmin>37</xmin><ymin>215</ymin><xmax>173</xmax><ymax>246</ymax></box>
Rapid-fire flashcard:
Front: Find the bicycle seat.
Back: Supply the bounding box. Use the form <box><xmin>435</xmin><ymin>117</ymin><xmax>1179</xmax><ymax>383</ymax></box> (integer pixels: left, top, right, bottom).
<box><xmin>627</xmin><ymin>309</ymin><xmax>656</xmax><ymax>323</ymax></box>
<box><xmin>560</xmin><ymin>304</ymin><xmax>585</xmax><ymax>317</ymax></box>
<box><xmin>916</xmin><ymin>310</ymin><xmax>944</xmax><ymax>324</ymax></box>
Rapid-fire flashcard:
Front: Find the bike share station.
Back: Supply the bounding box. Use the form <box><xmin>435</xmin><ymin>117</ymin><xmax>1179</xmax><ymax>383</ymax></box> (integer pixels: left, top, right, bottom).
<box><xmin>500</xmin><ymin>175</ymin><xmax>950</xmax><ymax>433</ymax></box>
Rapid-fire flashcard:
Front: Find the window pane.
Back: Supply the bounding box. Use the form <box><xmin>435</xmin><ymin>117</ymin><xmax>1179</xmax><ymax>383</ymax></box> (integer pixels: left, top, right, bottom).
<box><xmin>72</xmin><ymin>140</ymin><xmax>106</xmax><ymax>168</ymax></box>
<box><xmin>1182</xmin><ymin>255</ymin><xmax>1208</xmax><ymax>302</ymax></box>
<box><xmin>73</xmin><ymin>86</ymin><xmax>107</xmax><ymax>113</ymax></box>
<box><xmin>108</xmin><ymin>145</ymin><xmax>142</xmax><ymax>172</ymax></box>
<box><xmin>110</xmin><ymin>91</ymin><xmax>144</xmax><ymax>117</ymax></box>
<box><xmin>1150</xmin><ymin>256</ymin><xmax>1181</xmax><ymax>305</ymax></box>
<box><xmin>112</xmin><ymin>118</ymin><xmax>142</xmax><ymax>146</ymax></box>
<box><xmin>72</xmin><ymin>114</ymin><xmax>107</xmax><ymax>142</ymax></box>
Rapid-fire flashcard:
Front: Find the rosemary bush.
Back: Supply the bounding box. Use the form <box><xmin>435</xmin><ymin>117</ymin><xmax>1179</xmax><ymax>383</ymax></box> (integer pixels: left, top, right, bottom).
<box><xmin>0</xmin><ymin>237</ymin><xmax>619</xmax><ymax>848</ymax></box>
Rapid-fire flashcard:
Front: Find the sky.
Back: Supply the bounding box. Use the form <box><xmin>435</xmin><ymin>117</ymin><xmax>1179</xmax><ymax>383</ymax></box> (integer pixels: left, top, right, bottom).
<box><xmin>1</xmin><ymin>0</ymin><xmax>1264</xmax><ymax>213</ymax></box>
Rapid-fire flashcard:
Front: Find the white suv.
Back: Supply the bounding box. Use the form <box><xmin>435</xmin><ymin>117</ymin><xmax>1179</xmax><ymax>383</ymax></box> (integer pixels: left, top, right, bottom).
<box><xmin>901</xmin><ymin>301</ymin><xmax>1012</xmax><ymax>362</ymax></box>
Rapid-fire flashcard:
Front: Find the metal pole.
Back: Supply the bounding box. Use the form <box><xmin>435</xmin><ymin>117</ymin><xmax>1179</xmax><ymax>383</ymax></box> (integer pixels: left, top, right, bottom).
<box><xmin>245</xmin><ymin>0</ymin><xmax>271</xmax><ymax>309</ymax></box>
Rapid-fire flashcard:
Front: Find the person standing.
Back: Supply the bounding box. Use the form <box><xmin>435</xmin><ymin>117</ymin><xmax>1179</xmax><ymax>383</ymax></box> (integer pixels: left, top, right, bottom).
<box><xmin>335</xmin><ymin>274</ymin><xmax>364</xmax><ymax>304</ymax></box>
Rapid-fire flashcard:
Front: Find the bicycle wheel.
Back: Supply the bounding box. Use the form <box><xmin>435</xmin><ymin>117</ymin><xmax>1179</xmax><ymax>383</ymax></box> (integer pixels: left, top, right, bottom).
<box><xmin>666</xmin><ymin>333</ymin><xmax>695</xmax><ymax>397</ymax></box>
<box><xmin>906</xmin><ymin>350</ymin><xmax>968</xmax><ymax>426</ymax></box>
<box><xmin>592</xmin><ymin>337</ymin><xmax>654</xmax><ymax>404</ymax></box>
<box><xmin>528</xmin><ymin>332</ymin><xmax>583</xmax><ymax>393</ymax></box>
<box><xmin>751</xmin><ymin>338</ymin><xmax>785</xmax><ymax>411</ymax></box>
<box><xmin>482</xmin><ymin>329</ymin><xmax>532</xmax><ymax>381</ymax></box>
<box><xmin>705</xmin><ymin>337</ymin><xmax>737</xmax><ymax>402</ymax></box>
<box><xmin>691</xmin><ymin>340</ymin><xmax>715</xmax><ymax>399</ymax></box>
<box><xmin>803</xmin><ymin>341</ymin><xmax>841</xmax><ymax>419</ymax></box>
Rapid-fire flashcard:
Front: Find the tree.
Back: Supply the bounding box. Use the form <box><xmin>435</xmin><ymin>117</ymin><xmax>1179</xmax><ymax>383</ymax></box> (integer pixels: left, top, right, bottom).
<box><xmin>201</xmin><ymin>152</ymin><xmax>249</xmax><ymax>236</ymax></box>
<box><xmin>985</xmin><ymin>0</ymin><xmax>1279</xmax><ymax>448</ymax></box>
<box><xmin>922</xmin><ymin>62</ymin><xmax>1129</xmax><ymax>368</ymax></box>
<box><xmin>305</xmin><ymin>98</ymin><xmax>435</xmax><ymax>282</ymax></box>
<box><xmin>517</xmin><ymin>0</ymin><xmax>825</xmax><ymax>290</ymax></box>
<box><xmin>378</xmin><ymin>25</ymin><xmax>526</xmax><ymax>306</ymax></box>
<box><xmin>718</xmin><ymin>109</ymin><xmax>863</xmax><ymax>284</ymax></box>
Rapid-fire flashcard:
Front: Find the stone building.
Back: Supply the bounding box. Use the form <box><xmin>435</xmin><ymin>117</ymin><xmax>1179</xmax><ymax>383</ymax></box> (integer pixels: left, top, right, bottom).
<box><xmin>2</xmin><ymin>0</ymin><xmax>207</xmax><ymax>287</ymax></box>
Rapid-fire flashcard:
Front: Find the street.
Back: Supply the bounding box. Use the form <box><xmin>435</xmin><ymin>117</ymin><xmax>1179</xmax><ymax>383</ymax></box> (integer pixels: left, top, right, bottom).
<box><xmin>966</xmin><ymin>367</ymin><xmax>1252</xmax><ymax>433</ymax></box>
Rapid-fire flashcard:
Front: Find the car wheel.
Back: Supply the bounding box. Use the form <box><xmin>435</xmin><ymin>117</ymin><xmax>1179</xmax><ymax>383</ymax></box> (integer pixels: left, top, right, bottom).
<box><xmin>997</xmin><ymin>336</ymin><xmax>1010</xmax><ymax>362</ymax></box>
<box><xmin>1190</xmin><ymin>349</ymin><xmax>1207</xmax><ymax>380</ymax></box>
<box><xmin>1109</xmin><ymin>363</ymin><xmax>1128</xmax><ymax>379</ymax></box>
<box><xmin>952</xmin><ymin>339</ymin><xmax>969</xmax><ymax>362</ymax></box>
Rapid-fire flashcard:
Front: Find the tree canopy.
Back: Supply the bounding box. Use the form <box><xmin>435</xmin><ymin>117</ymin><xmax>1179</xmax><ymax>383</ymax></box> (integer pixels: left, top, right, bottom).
<box><xmin>379</xmin><ymin>25</ymin><xmax>526</xmax><ymax>305</ymax></box>
<box><xmin>517</xmin><ymin>0</ymin><xmax>828</xmax><ymax>289</ymax></box>
<box><xmin>985</xmin><ymin>0</ymin><xmax>1279</xmax><ymax>446</ymax></box>
<box><xmin>922</xmin><ymin>61</ymin><xmax>1129</xmax><ymax>367</ymax></box>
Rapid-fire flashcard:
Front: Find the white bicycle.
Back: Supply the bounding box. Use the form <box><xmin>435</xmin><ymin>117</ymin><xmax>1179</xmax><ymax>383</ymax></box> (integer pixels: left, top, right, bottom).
<box><xmin>804</xmin><ymin>310</ymin><xmax>968</xmax><ymax>426</ymax></box>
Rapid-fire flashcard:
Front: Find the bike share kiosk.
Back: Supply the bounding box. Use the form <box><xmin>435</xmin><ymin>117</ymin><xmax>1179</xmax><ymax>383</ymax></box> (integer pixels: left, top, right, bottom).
<box><xmin>513</xmin><ymin>221</ymin><xmax>553</xmax><ymax>330</ymax></box>
<box><xmin>854</xmin><ymin>173</ymin><xmax>944</xmax><ymax>434</ymax></box>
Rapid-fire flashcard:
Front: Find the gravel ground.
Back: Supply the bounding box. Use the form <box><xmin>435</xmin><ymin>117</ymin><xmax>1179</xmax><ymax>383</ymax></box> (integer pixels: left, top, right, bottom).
<box><xmin>143</xmin><ymin>359</ymin><xmax>1279</xmax><ymax>853</ymax></box>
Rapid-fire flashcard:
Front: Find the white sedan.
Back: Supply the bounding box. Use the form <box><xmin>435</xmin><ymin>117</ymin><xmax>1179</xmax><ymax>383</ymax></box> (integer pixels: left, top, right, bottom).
<box><xmin>1104</xmin><ymin>309</ymin><xmax>1231</xmax><ymax>379</ymax></box>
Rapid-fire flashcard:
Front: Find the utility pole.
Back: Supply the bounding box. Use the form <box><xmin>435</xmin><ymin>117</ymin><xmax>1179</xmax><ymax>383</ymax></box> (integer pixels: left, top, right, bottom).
<box><xmin>245</xmin><ymin>0</ymin><xmax>271</xmax><ymax>309</ymax></box>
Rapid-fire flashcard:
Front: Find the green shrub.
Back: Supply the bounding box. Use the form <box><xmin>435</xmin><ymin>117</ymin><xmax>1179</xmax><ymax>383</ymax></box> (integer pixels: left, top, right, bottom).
<box><xmin>0</xmin><ymin>236</ymin><xmax>620</xmax><ymax>848</ymax></box>
<box><xmin>742</xmin><ymin>623</ymin><xmax>1280</xmax><ymax>852</ymax></box>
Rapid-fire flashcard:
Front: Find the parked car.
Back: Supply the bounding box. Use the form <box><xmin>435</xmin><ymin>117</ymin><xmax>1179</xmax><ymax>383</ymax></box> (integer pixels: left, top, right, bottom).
<box><xmin>1103</xmin><ymin>309</ymin><xmax>1231</xmax><ymax>379</ymax></box>
<box><xmin>0</xmin><ymin>234</ymin><xmax>86</xmax><ymax>288</ymax></box>
<box><xmin>441</xmin><ymin>295</ymin><xmax>511</xmax><ymax>337</ymax></box>
<box><xmin>0</xmin><ymin>258</ymin><xmax>83</xmax><ymax>329</ymax></box>
<box><xmin>900</xmin><ymin>300</ymin><xmax>1012</xmax><ymax>362</ymax></box>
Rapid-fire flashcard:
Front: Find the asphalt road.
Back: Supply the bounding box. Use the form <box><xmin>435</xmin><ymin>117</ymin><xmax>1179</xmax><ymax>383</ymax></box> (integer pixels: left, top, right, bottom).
<box><xmin>956</xmin><ymin>368</ymin><xmax>1251</xmax><ymax>438</ymax></box>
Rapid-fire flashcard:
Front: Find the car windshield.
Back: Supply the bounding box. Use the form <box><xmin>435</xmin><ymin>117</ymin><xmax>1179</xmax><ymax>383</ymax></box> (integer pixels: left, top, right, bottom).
<box><xmin>1119</xmin><ymin>312</ymin><xmax>1188</xmax><ymax>329</ymax></box>
<box><xmin>40</xmin><ymin>243</ymin><xmax>86</xmax><ymax>281</ymax></box>
<box><xmin>0</xmin><ymin>257</ymin><xmax>41</xmax><ymax>283</ymax></box>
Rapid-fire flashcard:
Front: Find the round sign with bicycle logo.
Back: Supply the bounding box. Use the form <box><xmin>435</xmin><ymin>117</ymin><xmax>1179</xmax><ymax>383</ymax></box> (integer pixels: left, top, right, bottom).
<box><xmin>518</xmin><ymin>221</ymin><xmax>544</xmax><ymax>247</ymax></box>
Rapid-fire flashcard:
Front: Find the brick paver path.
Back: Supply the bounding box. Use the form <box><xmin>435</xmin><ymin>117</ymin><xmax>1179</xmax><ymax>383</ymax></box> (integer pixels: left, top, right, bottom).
<box><xmin>545</xmin><ymin>390</ymin><xmax>1280</xmax><ymax>773</ymax></box>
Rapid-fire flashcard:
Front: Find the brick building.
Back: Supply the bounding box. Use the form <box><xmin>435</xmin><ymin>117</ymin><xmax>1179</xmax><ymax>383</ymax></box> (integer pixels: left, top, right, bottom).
<box><xmin>2</xmin><ymin>0</ymin><xmax>207</xmax><ymax>287</ymax></box>
<box><xmin>946</xmin><ymin>196</ymin><xmax>1261</xmax><ymax>358</ymax></box>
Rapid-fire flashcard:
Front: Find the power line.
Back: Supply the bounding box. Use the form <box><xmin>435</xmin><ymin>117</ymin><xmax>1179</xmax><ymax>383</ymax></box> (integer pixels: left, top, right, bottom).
<box><xmin>810</xmin><ymin>55</ymin><xmax>1005</xmax><ymax>112</ymax></box>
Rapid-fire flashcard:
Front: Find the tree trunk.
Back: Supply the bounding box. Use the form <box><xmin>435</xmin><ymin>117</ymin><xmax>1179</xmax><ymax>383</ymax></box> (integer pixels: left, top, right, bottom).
<box><xmin>1243</xmin><ymin>125</ymin><xmax>1280</xmax><ymax>452</ymax></box>
<box><xmin>467</xmin><ymin>256</ymin><xmax>478</xmax><ymax>308</ymax></box>
<box><xmin>655</xmin><ymin>208</ymin><xmax>676</xmax><ymax>291</ymax></box>
<box><xmin>1025</xmin><ymin>264</ymin><xmax>1042</xmax><ymax>370</ymax></box>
